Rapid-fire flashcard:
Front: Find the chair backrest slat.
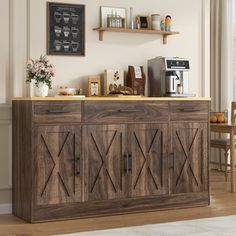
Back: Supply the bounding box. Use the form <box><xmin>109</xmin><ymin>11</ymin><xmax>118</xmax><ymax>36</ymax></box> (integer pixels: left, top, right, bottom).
<box><xmin>231</xmin><ymin>102</ymin><xmax>236</xmax><ymax>123</ymax></box>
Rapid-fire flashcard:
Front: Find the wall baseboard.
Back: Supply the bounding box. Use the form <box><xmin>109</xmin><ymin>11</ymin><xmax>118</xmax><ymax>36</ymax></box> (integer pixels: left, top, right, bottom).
<box><xmin>0</xmin><ymin>203</ymin><xmax>12</xmax><ymax>214</ymax></box>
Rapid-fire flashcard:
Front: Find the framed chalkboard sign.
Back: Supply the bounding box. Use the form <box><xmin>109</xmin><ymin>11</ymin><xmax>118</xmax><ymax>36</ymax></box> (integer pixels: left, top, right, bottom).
<box><xmin>47</xmin><ymin>2</ymin><xmax>85</xmax><ymax>56</ymax></box>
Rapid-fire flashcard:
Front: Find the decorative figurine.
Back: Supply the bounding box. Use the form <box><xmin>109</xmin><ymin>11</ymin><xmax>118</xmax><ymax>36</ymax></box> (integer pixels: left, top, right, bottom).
<box><xmin>165</xmin><ymin>15</ymin><xmax>172</xmax><ymax>31</ymax></box>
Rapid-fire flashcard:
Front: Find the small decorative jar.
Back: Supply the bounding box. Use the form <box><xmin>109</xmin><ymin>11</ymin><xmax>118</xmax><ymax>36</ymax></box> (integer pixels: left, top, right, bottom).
<box><xmin>151</xmin><ymin>14</ymin><xmax>161</xmax><ymax>30</ymax></box>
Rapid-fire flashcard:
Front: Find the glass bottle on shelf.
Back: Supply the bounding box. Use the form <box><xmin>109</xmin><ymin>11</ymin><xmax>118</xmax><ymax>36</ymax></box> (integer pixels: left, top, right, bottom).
<box><xmin>115</xmin><ymin>10</ymin><xmax>119</xmax><ymax>28</ymax></box>
<box><xmin>136</xmin><ymin>18</ymin><xmax>140</xmax><ymax>29</ymax></box>
<box><xmin>111</xmin><ymin>8</ymin><xmax>115</xmax><ymax>27</ymax></box>
<box><xmin>129</xmin><ymin>7</ymin><xmax>134</xmax><ymax>29</ymax></box>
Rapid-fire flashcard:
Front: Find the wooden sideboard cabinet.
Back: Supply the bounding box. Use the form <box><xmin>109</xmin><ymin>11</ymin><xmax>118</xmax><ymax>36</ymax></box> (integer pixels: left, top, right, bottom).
<box><xmin>12</xmin><ymin>99</ymin><xmax>210</xmax><ymax>223</ymax></box>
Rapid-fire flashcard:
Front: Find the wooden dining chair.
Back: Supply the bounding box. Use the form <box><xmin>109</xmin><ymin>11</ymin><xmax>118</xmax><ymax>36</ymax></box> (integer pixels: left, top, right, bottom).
<box><xmin>210</xmin><ymin>101</ymin><xmax>236</xmax><ymax>181</ymax></box>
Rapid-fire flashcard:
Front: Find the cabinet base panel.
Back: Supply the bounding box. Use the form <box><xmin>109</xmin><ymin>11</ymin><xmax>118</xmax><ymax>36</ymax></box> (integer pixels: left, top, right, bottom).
<box><xmin>23</xmin><ymin>192</ymin><xmax>210</xmax><ymax>223</ymax></box>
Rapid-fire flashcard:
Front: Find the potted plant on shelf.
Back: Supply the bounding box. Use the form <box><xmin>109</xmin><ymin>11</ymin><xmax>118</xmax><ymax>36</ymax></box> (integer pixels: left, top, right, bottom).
<box><xmin>26</xmin><ymin>55</ymin><xmax>56</xmax><ymax>97</ymax></box>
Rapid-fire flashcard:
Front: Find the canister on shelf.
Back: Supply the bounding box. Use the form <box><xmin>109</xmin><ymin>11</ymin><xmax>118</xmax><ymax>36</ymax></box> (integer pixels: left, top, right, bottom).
<box><xmin>151</xmin><ymin>14</ymin><xmax>161</xmax><ymax>30</ymax></box>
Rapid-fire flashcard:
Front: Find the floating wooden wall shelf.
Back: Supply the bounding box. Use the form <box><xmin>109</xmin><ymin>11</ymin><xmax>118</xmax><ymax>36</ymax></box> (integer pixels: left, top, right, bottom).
<box><xmin>93</xmin><ymin>27</ymin><xmax>179</xmax><ymax>44</ymax></box>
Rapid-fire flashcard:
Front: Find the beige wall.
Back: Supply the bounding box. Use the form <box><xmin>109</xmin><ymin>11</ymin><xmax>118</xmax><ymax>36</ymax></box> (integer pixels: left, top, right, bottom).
<box><xmin>0</xmin><ymin>0</ymin><xmax>210</xmax><ymax>212</ymax></box>
<box><xmin>30</xmin><ymin>0</ymin><xmax>204</xmax><ymax>96</ymax></box>
<box><xmin>0</xmin><ymin>0</ymin><xmax>10</xmax><ymax>104</ymax></box>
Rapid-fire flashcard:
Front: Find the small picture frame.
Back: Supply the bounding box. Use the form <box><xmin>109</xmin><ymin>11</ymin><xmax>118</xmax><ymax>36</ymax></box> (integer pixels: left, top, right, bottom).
<box><xmin>136</xmin><ymin>16</ymin><xmax>151</xmax><ymax>29</ymax></box>
<box><xmin>100</xmin><ymin>6</ymin><xmax>127</xmax><ymax>28</ymax></box>
<box><xmin>47</xmin><ymin>2</ymin><xmax>85</xmax><ymax>56</ymax></box>
<box><xmin>88</xmin><ymin>76</ymin><xmax>101</xmax><ymax>96</ymax></box>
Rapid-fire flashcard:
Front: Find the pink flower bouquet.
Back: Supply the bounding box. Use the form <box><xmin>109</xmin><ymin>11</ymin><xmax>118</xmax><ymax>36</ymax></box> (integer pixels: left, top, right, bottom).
<box><xmin>26</xmin><ymin>55</ymin><xmax>56</xmax><ymax>89</ymax></box>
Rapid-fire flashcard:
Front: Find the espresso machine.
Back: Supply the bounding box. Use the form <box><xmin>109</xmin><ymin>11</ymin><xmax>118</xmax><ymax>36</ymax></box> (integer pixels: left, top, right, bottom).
<box><xmin>148</xmin><ymin>57</ymin><xmax>194</xmax><ymax>97</ymax></box>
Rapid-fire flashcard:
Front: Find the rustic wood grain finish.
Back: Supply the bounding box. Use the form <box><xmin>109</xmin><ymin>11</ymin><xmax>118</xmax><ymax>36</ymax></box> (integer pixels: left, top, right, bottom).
<box><xmin>32</xmin><ymin>192</ymin><xmax>209</xmax><ymax>222</ymax></box>
<box><xmin>33</xmin><ymin>101</ymin><xmax>82</xmax><ymax>123</ymax></box>
<box><xmin>128</xmin><ymin>124</ymin><xmax>169</xmax><ymax>197</ymax></box>
<box><xmin>170</xmin><ymin>123</ymin><xmax>209</xmax><ymax>194</ymax></box>
<box><xmin>34</xmin><ymin>126</ymin><xmax>82</xmax><ymax>205</ymax></box>
<box><xmin>12</xmin><ymin>99</ymin><xmax>210</xmax><ymax>223</ymax></box>
<box><xmin>169</xmin><ymin>101</ymin><xmax>209</xmax><ymax>121</ymax></box>
<box><xmin>12</xmin><ymin>100</ymin><xmax>33</xmax><ymax>222</ymax></box>
<box><xmin>84</xmin><ymin>101</ymin><xmax>169</xmax><ymax>123</ymax></box>
<box><xmin>83</xmin><ymin>125</ymin><xmax>127</xmax><ymax>201</ymax></box>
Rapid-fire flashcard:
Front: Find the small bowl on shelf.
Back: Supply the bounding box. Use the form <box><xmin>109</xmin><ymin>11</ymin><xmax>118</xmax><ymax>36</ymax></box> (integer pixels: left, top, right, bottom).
<box><xmin>58</xmin><ymin>87</ymin><xmax>77</xmax><ymax>96</ymax></box>
<box><xmin>210</xmin><ymin>111</ymin><xmax>228</xmax><ymax>123</ymax></box>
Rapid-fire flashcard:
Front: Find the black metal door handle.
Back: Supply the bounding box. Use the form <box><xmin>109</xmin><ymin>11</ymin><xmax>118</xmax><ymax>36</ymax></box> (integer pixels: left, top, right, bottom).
<box><xmin>170</xmin><ymin>153</ymin><xmax>175</xmax><ymax>169</ymax></box>
<box><xmin>76</xmin><ymin>157</ymin><xmax>80</xmax><ymax>176</ymax></box>
<box><xmin>48</xmin><ymin>110</ymin><xmax>70</xmax><ymax>113</ymax></box>
<box><xmin>118</xmin><ymin>109</ymin><xmax>140</xmax><ymax>113</ymax></box>
<box><xmin>124</xmin><ymin>153</ymin><xmax>129</xmax><ymax>174</ymax></box>
<box><xmin>128</xmin><ymin>153</ymin><xmax>132</xmax><ymax>172</ymax></box>
<box><xmin>179</xmin><ymin>108</ymin><xmax>201</xmax><ymax>112</ymax></box>
<box><xmin>124</xmin><ymin>153</ymin><xmax>132</xmax><ymax>174</ymax></box>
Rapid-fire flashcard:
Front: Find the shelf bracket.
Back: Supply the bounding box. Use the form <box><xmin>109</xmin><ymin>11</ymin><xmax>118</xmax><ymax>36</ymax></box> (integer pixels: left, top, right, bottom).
<box><xmin>99</xmin><ymin>30</ymin><xmax>104</xmax><ymax>41</ymax></box>
<box><xmin>163</xmin><ymin>35</ymin><xmax>168</xmax><ymax>44</ymax></box>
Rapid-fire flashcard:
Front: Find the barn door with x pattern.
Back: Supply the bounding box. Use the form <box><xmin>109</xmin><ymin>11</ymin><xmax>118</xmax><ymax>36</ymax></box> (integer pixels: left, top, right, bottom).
<box><xmin>84</xmin><ymin>125</ymin><xmax>126</xmax><ymax>201</ymax></box>
<box><xmin>34</xmin><ymin>126</ymin><xmax>82</xmax><ymax>205</ymax></box>
<box><xmin>128</xmin><ymin>123</ymin><xmax>168</xmax><ymax>197</ymax></box>
<box><xmin>171</xmin><ymin>123</ymin><xmax>208</xmax><ymax>194</ymax></box>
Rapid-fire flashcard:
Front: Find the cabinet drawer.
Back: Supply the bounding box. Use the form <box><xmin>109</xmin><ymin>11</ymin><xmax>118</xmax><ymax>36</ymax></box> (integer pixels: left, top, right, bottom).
<box><xmin>33</xmin><ymin>101</ymin><xmax>82</xmax><ymax>123</ymax></box>
<box><xmin>170</xmin><ymin>101</ymin><xmax>209</xmax><ymax>121</ymax></box>
<box><xmin>84</xmin><ymin>101</ymin><xmax>168</xmax><ymax>123</ymax></box>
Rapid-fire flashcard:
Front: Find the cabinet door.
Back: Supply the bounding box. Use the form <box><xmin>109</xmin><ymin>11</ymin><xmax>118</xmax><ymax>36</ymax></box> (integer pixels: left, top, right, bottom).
<box><xmin>128</xmin><ymin>123</ymin><xmax>168</xmax><ymax>197</ymax></box>
<box><xmin>84</xmin><ymin>125</ymin><xmax>126</xmax><ymax>201</ymax></box>
<box><xmin>34</xmin><ymin>126</ymin><xmax>82</xmax><ymax>205</ymax></box>
<box><xmin>171</xmin><ymin>123</ymin><xmax>208</xmax><ymax>194</ymax></box>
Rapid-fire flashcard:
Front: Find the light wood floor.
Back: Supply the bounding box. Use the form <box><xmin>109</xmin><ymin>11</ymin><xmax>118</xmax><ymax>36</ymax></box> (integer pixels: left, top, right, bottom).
<box><xmin>0</xmin><ymin>171</ymin><xmax>236</xmax><ymax>236</ymax></box>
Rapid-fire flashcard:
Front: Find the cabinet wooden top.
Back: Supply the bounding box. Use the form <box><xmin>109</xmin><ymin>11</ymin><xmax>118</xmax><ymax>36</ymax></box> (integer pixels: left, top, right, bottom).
<box><xmin>13</xmin><ymin>97</ymin><xmax>211</xmax><ymax>101</ymax></box>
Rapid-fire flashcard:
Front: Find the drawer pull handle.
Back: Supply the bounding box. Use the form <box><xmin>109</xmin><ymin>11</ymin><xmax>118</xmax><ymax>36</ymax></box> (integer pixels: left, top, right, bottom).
<box><xmin>170</xmin><ymin>152</ymin><xmax>175</xmax><ymax>169</ymax></box>
<box><xmin>128</xmin><ymin>153</ymin><xmax>132</xmax><ymax>172</ymax></box>
<box><xmin>179</xmin><ymin>108</ymin><xmax>201</xmax><ymax>112</ymax></box>
<box><xmin>48</xmin><ymin>110</ymin><xmax>70</xmax><ymax>113</ymax></box>
<box><xmin>124</xmin><ymin>153</ymin><xmax>129</xmax><ymax>174</ymax></box>
<box><xmin>118</xmin><ymin>109</ymin><xmax>140</xmax><ymax>113</ymax></box>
